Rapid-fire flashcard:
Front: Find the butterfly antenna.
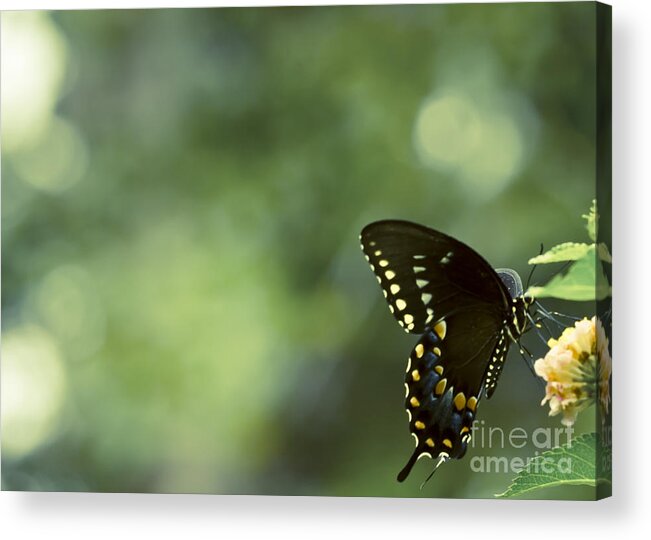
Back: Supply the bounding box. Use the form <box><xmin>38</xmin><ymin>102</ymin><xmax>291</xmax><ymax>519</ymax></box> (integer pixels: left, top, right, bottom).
<box><xmin>420</xmin><ymin>454</ymin><xmax>448</xmax><ymax>490</ymax></box>
<box><xmin>526</xmin><ymin>258</ymin><xmax>573</xmax><ymax>301</ymax></box>
<box><xmin>525</xmin><ymin>243</ymin><xmax>544</xmax><ymax>290</ymax></box>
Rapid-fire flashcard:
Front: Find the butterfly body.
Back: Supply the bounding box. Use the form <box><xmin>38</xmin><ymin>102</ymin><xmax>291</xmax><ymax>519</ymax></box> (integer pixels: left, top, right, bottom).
<box><xmin>359</xmin><ymin>220</ymin><xmax>532</xmax><ymax>482</ymax></box>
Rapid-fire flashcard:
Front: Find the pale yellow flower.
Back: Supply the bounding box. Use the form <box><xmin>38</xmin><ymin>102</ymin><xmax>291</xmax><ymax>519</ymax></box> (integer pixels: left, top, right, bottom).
<box><xmin>534</xmin><ymin>316</ymin><xmax>611</xmax><ymax>426</ymax></box>
<box><xmin>595</xmin><ymin>317</ymin><xmax>612</xmax><ymax>416</ymax></box>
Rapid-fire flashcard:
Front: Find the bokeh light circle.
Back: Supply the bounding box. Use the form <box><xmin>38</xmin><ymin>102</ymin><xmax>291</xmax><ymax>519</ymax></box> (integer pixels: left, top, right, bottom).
<box><xmin>1</xmin><ymin>325</ymin><xmax>68</xmax><ymax>458</ymax></box>
<box><xmin>414</xmin><ymin>90</ymin><xmax>527</xmax><ymax>198</ymax></box>
<box><xmin>1</xmin><ymin>12</ymin><xmax>67</xmax><ymax>154</ymax></box>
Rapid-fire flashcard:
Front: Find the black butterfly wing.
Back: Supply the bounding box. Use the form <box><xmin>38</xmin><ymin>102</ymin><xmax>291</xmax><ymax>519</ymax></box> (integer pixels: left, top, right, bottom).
<box><xmin>360</xmin><ymin>220</ymin><xmax>514</xmax><ymax>481</ymax></box>
<box><xmin>360</xmin><ymin>220</ymin><xmax>510</xmax><ymax>334</ymax></box>
<box><xmin>397</xmin><ymin>308</ymin><xmax>510</xmax><ymax>481</ymax></box>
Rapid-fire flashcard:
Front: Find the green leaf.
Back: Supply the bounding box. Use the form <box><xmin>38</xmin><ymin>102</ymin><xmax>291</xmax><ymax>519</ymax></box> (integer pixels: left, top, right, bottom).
<box><xmin>528</xmin><ymin>242</ymin><xmax>591</xmax><ymax>264</ymax></box>
<box><xmin>527</xmin><ymin>246</ymin><xmax>611</xmax><ymax>301</ymax></box>
<box><xmin>496</xmin><ymin>433</ymin><xmax>610</xmax><ymax>498</ymax></box>
<box><xmin>582</xmin><ymin>199</ymin><xmax>598</xmax><ymax>242</ymax></box>
<box><xmin>597</xmin><ymin>242</ymin><xmax>612</xmax><ymax>263</ymax></box>
<box><xmin>528</xmin><ymin>241</ymin><xmax>611</xmax><ymax>265</ymax></box>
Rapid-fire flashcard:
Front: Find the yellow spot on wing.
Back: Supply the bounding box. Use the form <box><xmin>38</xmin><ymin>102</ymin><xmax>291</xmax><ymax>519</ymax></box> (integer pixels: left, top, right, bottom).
<box><xmin>378</xmin><ymin>259</ymin><xmax>389</xmax><ymax>267</ymax></box>
<box><xmin>460</xmin><ymin>427</ymin><xmax>470</xmax><ymax>434</ymax></box>
<box><xmin>435</xmin><ymin>378</ymin><xmax>447</xmax><ymax>395</ymax></box>
<box><xmin>410</xmin><ymin>396</ymin><xmax>420</xmax><ymax>407</ymax></box>
<box><xmin>434</xmin><ymin>320</ymin><xmax>447</xmax><ymax>340</ymax></box>
<box><xmin>443</xmin><ymin>438</ymin><xmax>453</xmax><ymax>449</ymax></box>
<box><xmin>411</xmin><ymin>370</ymin><xmax>420</xmax><ymax>382</ymax></box>
<box><xmin>415</xmin><ymin>421</ymin><xmax>426</xmax><ymax>430</ymax></box>
<box><xmin>425</xmin><ymin>438</ymin><xmax>435</xmax><ymax>447</ymax></box>
<box><xmin>396</xmin><ymin>299</ymin><xmax>407</xmax><ymax>311</ymax></box>
<box><xmin>467</xmin><ymin>396</ymin><xmax>478</xmax><ymax>412</ymax></box>
<box><xmin>385</xmin><ymin>270</ymin><xmax>396</xmax><ymax>280</ymax></box>
<box><xmin>434</xmin><ymin>365</ymin><xmax>443</xmax><ymax>375</ymax></box>
<box><xmin>454</xmin><ymin>392</ymin><xmax>466</xmax><ymax>411</ymax></box>
<box><xmin>433</xmin><ymin>347</ymin><xmax>441</xmax><ymax>356</ymax></box>
<box><xmin>415</xmin><ymin>344</ymin><xmax>424</xmax><ymax>358</ymax></box>
<box><xmin>390</xmin><ymin>283</ymin><xmax>400</xmax><ymax>294</ymax></box>
<box><xmin>404</xmin><ymin>313</ymin><xmax>414</xmax><ymax>324</ymax></box>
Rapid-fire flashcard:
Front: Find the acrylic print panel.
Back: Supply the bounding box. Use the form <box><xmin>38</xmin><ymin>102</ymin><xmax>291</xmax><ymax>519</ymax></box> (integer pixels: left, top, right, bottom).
<box><xmin>1</xmin><ymin>2</ymin><xmax>611</xmax><ymax>499</ymax></box>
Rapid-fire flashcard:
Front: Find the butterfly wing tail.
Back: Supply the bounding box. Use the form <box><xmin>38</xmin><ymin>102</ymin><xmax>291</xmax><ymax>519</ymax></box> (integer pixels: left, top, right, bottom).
<box><xmin>397</xmin><ymin>449</ymin><xmax>420</xmax><ymax>482</ymax></box>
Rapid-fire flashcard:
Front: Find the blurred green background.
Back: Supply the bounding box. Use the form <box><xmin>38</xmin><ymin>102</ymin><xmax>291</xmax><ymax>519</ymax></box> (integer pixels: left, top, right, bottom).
<box><xmin>1</xmin><ymin>3</ymin><xmax>599</xmax><ymax>498</ymax></box>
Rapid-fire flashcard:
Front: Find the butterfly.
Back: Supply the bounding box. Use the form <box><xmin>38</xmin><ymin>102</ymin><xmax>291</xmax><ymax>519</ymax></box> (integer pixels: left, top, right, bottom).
<box><xmin>359</xmin><ymin>220</ymin><xmax>533</xmax><ymax>482</ymax></box>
